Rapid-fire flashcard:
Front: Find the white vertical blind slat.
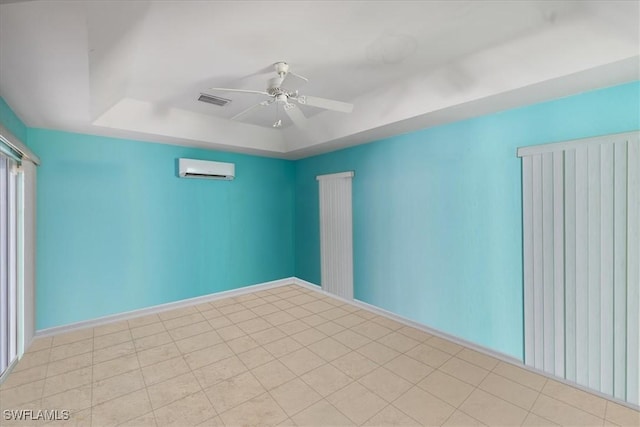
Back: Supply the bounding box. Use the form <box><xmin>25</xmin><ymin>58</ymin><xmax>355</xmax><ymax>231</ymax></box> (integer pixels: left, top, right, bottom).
<box><xmin>626</xmin><ymin>138</ymin><xmax>640</xmax><ymax>405</ymax></box>
<box><xmin>532</xmin><ymin>154</ymin><xmax>544</xmax><ymax>370</ymax></box>
<box><xmin>564</xmin><ymin>149</ymin><xmax>577</xmax><ymax>382</ymax></box>
<box><xmin>587</xmin><ymin>144</ymin><xmax>602</xmax><ymax>390</ymax></box>
<box><xmin>575</xmin><ymin>146</ymin><xmax>589</xmax><ymax>387</ymax></box>
<box><xmin>600</xmin><ymin>142</ymin><xmax>614</xmax><ymax>395</ymax></box>
<box><xmin>552</xmin><ymin>151</ymin><xmax>565</xmax><ymax>377</ymax></box>
<box><xmin>523</xmin><ymin>156</ymin><xmax>535</xmax><ymax>366</ymax></box>
<box><xmin>542</xmin><ymin>152</ymin><xmax>555</xmax><ymax>373</ymax></box>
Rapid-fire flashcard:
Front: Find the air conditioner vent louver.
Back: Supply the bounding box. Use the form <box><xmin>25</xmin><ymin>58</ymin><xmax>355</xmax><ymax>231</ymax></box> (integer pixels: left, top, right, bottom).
<box><xmin>198</xmin><ymin>93</ymin><xmax>231</xmax><ymax>107</ymax></box>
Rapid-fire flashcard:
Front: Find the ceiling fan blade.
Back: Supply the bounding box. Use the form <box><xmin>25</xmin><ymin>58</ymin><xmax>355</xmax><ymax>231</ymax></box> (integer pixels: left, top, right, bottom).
<box><xmin>208</xmin><ymin>88</ymin><xmax>270</xmax><ymax>96</ymax></box>
<box><xmin>231</xmin><ymin>100</ymin><xmax>273</xmax><ymax>121</ymax></box>
<box><xmin>281</xmin><ymin>71</ymin><xmax>309</xmax><ymax>91</ymax></box>
<box><xmin>297</xmin><ymin>95</ymin><xmax>353</xmax><ymax>113</ymax></box>
<box><xmin>284</xmin><ymin>103</ymin><xmax>308</xmax><ymax>129</ymax></box>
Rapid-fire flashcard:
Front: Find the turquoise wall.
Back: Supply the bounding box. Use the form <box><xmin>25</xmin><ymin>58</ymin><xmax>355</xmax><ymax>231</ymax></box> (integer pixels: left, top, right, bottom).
<box><xmin>295</xmin><ymin>81</ymin><xmax>640</xmax><ymax>359</ymax></box>
<box><xmin>28</xmin><ymin>129</ymin><xmax>295</xmax><ymax>329</ymax></box>
<box><xmin>0</xmin><ymin>97</ymin><xmax>28</xmax><ymax>142</ymax></box>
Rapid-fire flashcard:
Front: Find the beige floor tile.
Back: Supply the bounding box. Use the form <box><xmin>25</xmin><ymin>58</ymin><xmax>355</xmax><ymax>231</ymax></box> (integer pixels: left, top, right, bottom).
<box><xmin>119</xmin><ymin>411</ymin><xmax>157</xmax><ymax>427</ymax></box>
<box><xmin>183</xmin><ymin>342</ymin><xmax>233</xmax><ymax>370</ymax></box>
<box><xmin>162</xmin><ymin>312</ymin><xmax>205</xmax><ymax>330</ymax></box>
<box><xmin>288</xmin><ymin>294</ymin><xmax>317</xmax><ymax>305</ymax></box>
<box><xmin>291</xmin><ymin>399</ymin><xmax>355</xmax><ymax>426</ymax></box>
<box><xmin>133</xmin><ymin>331</ymin><xmax>173</xmax><ymax>352</ymax></box>
<box><xmin>377</xmin><ymin>332</ymin><xmax>420</xmax><ymax>353</ymax></box>
<box><xmin>51</xmin><ymin>329</ymin><xmax>93</xmax><ymax>347</ymax></box>
<box><xmin>137</xmin><ymin>342</ymin><xmax>181</xmax><ymax>367</ymax></box>
<box><xmin>154</xmin><ymin>390</ymin><xmax>216</xmax><ymax>426</ymax></box>
<box><xmin>199</xmin><ymin>307</ymin><xmax>224</xmax><ymax>321</ymax></box>
<box><xmin>249</xmin><ymin>327</ymin><xmax>287</xmax><ymax>346</ymax></box>
<box><xmin>272</xmin><ymin>300</ymin><xmax>295</xmax><ymax>311</ymax></box>
<box><xmin>193</xmin><ymin>355</ymin><xmax>247</xmax><ymax>389</ymax></box>
<box><xmin>93</xmin><ymin>329</ymin><xmax>131</xmax><ymax>350</ymax></box>
<box><xmin>333</xmin><ymin>314</ymin><xmax>367</xmax><ymax>328</ymax></box>
<box><xmin>371</xmin><ymin>316</ymin><xmax>404</xmax><ymax>331</ymax></box>
<box><xmin>439</xmin><ymin>357</ymin><xmax>490</xmax><ymax>386</ymax></box>
<box><xmin>219</xmin><ymin>303</ymin><xmax>247</xmax><ymax>315</ymax></box>
<box><xmin>456</xmin><ymin>348</ymin><xmax>499</xmax><ymax>371</ymax></box>
<box><xmin>157</xmin><ymin>306</ymin><xmax>198</xmax><ymax>321</ymax></box>
<box><xmin>263</xmin><ymin>337</ymin><xmax>303</xmax><ymax>358</ymax></box>
<box><xmin>237</xmin><ymin>346</ymin><xmax>275</xmax><ymax>369</ymax></box>
<box><xmin>318</xmin><ymin>307</ymin><xmax>350</xmax><ymax>321</ymax></box>
<box><xmin>168</xmin><ymin>320</ymin><xmax>212</xmax><ymax>341</ymax></box>
<box><xmin>249</xmin><ymin>303</ymin><xmax>280</xmax><ymax>317</ymax></box>
<box><xmin>359</xmin><ymin>367</ymin><xmax>413</xmax><ymax>402</ymax></box>
<box><xmin>206</xmin><ymin>315</ymin><xmax>233</xmax><ymax>329</ymax></box>
<box><xmin>141</xmin><ymin>356</ymin><xmax>190</xmax><ymax>386</ymax></box>
<box><xmin>216</xmin><ymin>324</ymin><xmax>246</xmax><ymax>341</ymax></box>
<box><xmin>278</xmin><ymin>319</ymin><xmax>311</xmax><ymax>335</ymax></box>
<box><xmin>226</xmin><ymin>335</ymin><xmax>260</xmax><ymax>354</ymax></box>
<box><xmin>41</xmin><ymin>384</ymin><xmax>91</xmax><ymax>413</ymax></box>
<box><xmin>327</xmin><ymin>382</ymin><xmax>388</xmax><ymax>425</ymax></box>
<box><xmin>351</xmin><ymin>321</ymin><xmax>393</xmax><ymax>341</ymax></box>
<box><xmin>384</xmin><ymin>354</ymin><xmax>433</xmax><ymax>384</ymax></box>
<box><xmin>333</xmin><ymin>329</ymin><xmax>371</xmax><ymax>350</ymax></box>
<box><xmin>521</xmin><ymin>412</ymin><xmax>560</xmax><ymax>426</ymax></box>
<box><xmin>291</xmin><ymin>328</ymin><xmax>327</xmax><ymax>346</ymax></box>
<box><xmin>0</xmin><ymin>364</ymin><xmax>47</xmax><ymax>389</ymax></box>
<box><xmin>531</xmin><ymin>394</ymin><xmax>604</xmax><ymax>426</ymax></box>
<box><xmin>127</xmin><ymin>314</ymin><xmax>161</xmax><ymax>329</ymax></box>
<box><xmin>92</xmin><ymin>368</ymin><xmax>145</xmax><ymax>405</ymax></box>
<box><xmin>262</xmin><ymin>310</ymin><xmax>296</xmax><ymax>326</ymax></box>
<box><xmin>365</xmin><ymin>404</ymin><xmax>422</xmax><ymax>426</ymax></box>
<box><xmin>396</xmin><ymin>326</ymin><xmax>433</xmax><ymax>343</ymax></box>
<box><xmin>479</xmin><ymin>372</ymin><xmax>539</xmax><ymax>410</ymax></box>
<box><xmin>405</xmin><ymin>343</ymin><xmax>452</xmax><ymax>368</ymax></box>
<box><xmin>13</xmin><ymin>348</ymin><xmax>50</xmax><ymax>372</ymax></box>
<box><xmin>227</xmin><ymin>309</ymin><xmax>258</xmax><ymax>324</ymax></box>
<box><xmin>460</xmin><ymin>389</ymin><xmax>529</xmax><ymax>426</ymax></box>
<box><xmin>301</xmin><ymin>364</ymin><xmax>353</xmax><ymax>397</ymax></box>
<box><xmin>542</xmin><ymin>379</ymin><xmax>607</xmax><ymax>418</ymax></box>
<box><xmin>331</xmin><ymin>351</ymin><xmax>379</xmax><ymax>379</ymax></box>
<box><xmin>393</xmin><ymin>386</ymin><xmax>456</xmax><ymax>426</ymax></box>
<box><xmin>92</xmin><ymin>353</ymin><xmax>139</xmax><ymax>382</ymax></box>
<box><xmin>93</xmin><ymin>340</ymin><xmax>135</xmax><ymax>364</ymax></box>
<box><xmin>26</xmin><ymin>337</ymin><xmax>53</xmax><ymax>353</ymax></box>
<box><xmin>426</xmin><ymin>336</ymin><xmax>464</xmax><ymax>355</ymax></box>
<box><xmin>279</xmin><ymin>348</ymin><xmax>325</xmax><ymax>376</ymax></box>
<box><xmin>315</xmin><ymin>321</ymin><xmax>346</xmax><ymax>336</ymax></box>
<box><xmin>237</xmin><ymin>317</ymin><xmax>272</xmax><ymax>334</ymax></box>
<box><xmin>271</xmin><ymin>378</ymin><xmax>322</xmax><ymax>416</ymax></box>
<box><xmin>0</xmin><ymin>379</ymin><xmax>44</xmax><ymax>407</ymax></box>
<box><xmin>307</xmin><ymin>337</ymin><xmax>351</xmax><ymax>362</ymax></box>
<box><xmin>91</xmin><ymin>388</ymin><xmax>152</xmax><ymax>427</ymax></box>
<box><xmin>357</xmin><ymin>341</ymin><xmax>401</xmax><ymax>365</ymax></box>
<box><xmin>43</xmin><ymin>366</ymin><xmax>92</xmax><ymax>397</ymax></box>
<box><xmin>442</xmin><ymin>410</ymin><xmax>485</xmax><ymax>426</ymax></box>
<box><xmin>303</xmin><ymin>300</ymin><xmax>336</xmax><ymax>315</ymax></box>
<box><xmin>203</xmin><ymin>371</ymin><xmax>265</xmax><ymax>413</ymax></box>
<box><xmin>605</xmin><ymin>401</ymin><xmax>640</xmax><ymax>426</ymax></box>
<box><xmin>493</xmin><ymin>362</ymin><xmax>547</xmax><ymax>391</ymax></box>
<box><xmin>49</xmin><ymin>339</ymin><xmax>93</xmax><ymax>363</ymax></box>
<box><xmin>147</xmin><ymin>372</ymin><xmax>202</xmax><ymax>409</ymax></box>
<box><xmin>174</xmin><ymin>330</ymin><xmax>221</xmax><ymax>354</ymax></box>
<box><xmin>417</xmin><ymin>370</ymin><xmax>474</xmax><ymax>407</ymax></box>
<box><xmin>130</xmin><ymin>322</ymin><xmax>166</xmax><ymax>340</ymax></box>
<box><xmin>251</xmin><ymin>359</ymin><xmax>296</xmax><ymax>390</ymax></box>
<box><xmin>220</xmin><ymin>392</ymin><xmax>288</xmax><ymax>426</ymax></box>
<box><xmin>93</xmin><ymin>321</ymin><xmax>128</xmax><ymax>337</ymax></box>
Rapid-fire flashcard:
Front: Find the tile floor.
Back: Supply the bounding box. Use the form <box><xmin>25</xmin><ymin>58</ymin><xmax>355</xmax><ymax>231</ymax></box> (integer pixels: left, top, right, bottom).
<box><xmin>1</xmin><ymin>284</ymin><xmax>639</xmax><ymax>426</ymax></box>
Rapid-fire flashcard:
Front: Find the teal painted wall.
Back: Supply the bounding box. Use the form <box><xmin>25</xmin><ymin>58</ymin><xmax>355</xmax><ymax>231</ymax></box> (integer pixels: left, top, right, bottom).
<box><xmin>295</xmin><ymin>81</ymin><xmax>640</xmax><ymax>359</ymax></box>
<box><xmin>0</xmin><ymin>97</ymin><xmax>28</xmax><ymax>142</ymax></box>
<box><xmin>28</xmin><ymin>129</ymin><xmax>295</xmax><ymax>329</ymax></box>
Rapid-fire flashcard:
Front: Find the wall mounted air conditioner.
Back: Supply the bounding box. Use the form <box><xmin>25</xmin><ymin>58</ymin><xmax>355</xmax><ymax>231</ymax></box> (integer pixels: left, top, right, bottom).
<box><xmin>178</xmin><ymin>158</ymin><xmax>235</xmax><ymax>180</ymax></box>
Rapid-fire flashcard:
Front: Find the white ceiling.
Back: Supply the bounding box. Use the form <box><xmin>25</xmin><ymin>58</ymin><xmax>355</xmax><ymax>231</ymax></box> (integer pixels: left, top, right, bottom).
<box><xmin>0</xmin><ymin>1</ymin><xmax>638</xmax><ymax>159</ymax></box>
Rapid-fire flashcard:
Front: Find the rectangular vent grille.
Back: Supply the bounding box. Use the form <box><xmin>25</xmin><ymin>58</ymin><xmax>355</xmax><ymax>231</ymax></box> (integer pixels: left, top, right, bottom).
<box><xmin>198</xmin><ymin>93</ymin><xmax>231</xmax><ymax>107</ymax></box>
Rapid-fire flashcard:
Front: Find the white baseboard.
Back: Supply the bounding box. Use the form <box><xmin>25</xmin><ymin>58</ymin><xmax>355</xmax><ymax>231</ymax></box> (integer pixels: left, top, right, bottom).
<box><xmin>35</xmin><ymin>277</ymin><xmax>297</xmax><ymax>338</ymax></box>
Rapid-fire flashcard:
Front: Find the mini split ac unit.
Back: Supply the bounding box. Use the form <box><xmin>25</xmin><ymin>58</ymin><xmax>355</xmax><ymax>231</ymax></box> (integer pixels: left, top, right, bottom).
<box><xmin>178</xmin><ymin>158</ymin><xmax>235</xmax><ymax>180</ymax></box>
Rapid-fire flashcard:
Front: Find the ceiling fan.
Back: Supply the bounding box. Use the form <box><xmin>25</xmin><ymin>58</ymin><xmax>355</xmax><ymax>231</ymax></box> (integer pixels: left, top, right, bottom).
<box><xmin>207</xmin><ymin>62</ymin><xmax>354</xmax><ymax>129</ymax></box>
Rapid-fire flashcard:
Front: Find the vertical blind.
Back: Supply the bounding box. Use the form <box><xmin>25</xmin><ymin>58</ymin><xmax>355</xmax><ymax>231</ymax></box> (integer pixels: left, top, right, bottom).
<box><xmin>518</xmin><ymin>131</ymin><xmax>639</xmax><ymax>405</ymax></box>
<box><xmin>317</xmin><ymin>171</ymin><xmax>354</xmax><ymax>300</ymax></box>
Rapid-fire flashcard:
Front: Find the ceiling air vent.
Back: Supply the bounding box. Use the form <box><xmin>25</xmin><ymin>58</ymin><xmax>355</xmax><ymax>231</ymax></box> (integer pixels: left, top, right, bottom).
<box><xmin>198</xmin><ymin>93</ymin><xmax>231</xmax><ymax>107</ymax></box>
